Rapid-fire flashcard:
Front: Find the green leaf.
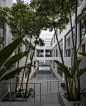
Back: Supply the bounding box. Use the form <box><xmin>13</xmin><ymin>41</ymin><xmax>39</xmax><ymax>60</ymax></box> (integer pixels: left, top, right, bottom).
<box><xmin>79</xmin><ymin>52</ymin><xmax>86</xmax><ymax>56</ymax></box>
<box><xmin>0</xmin><ymin>38</ymin><xmax>22</xmax><ymax>67</ymax></box>
<box><xmin>77</xmin><ymin>67</ymin><xmax>86</xmax><ymax>77</ymax></box>
<box><xmin>54</xmin><ymin>60</ymin><xmax>71</xmax><ymax>77</ymax></box>
<box><xmin>0</xmin><ymin>68</ymin><xmax>21</xmax><ymax>81</ymax></box>
<box><xmin>4</xmin><ymin>51</ymin><xmax>29</xmax><ymax>68</ymax></box>
<box><xmin>0</xmin><ymin>68</ymin><xmax>6</xmax><ymax>75</ymax></box>
<box><xmin>71</xmin><ymin>59</ymin><xmax>82</xmax><ymax>78</ymax></box>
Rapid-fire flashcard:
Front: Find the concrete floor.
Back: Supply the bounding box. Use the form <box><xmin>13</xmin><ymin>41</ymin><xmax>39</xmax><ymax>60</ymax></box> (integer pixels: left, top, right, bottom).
<box><xmin>0</xmin><ymin>67</ymin><xmax>75</xmax><ymax>106</ymax></box>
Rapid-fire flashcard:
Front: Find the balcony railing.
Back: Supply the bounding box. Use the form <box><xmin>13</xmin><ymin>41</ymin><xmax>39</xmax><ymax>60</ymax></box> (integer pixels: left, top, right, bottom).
<box><xmin>0</xmin><ymin>82</ymin><xmax>41</xmax><ymax>104</ymax></box>
<box><xmin>37</xmin><ymin>55</ymin><xmax>44</xmax><ymax>57</ymax></box>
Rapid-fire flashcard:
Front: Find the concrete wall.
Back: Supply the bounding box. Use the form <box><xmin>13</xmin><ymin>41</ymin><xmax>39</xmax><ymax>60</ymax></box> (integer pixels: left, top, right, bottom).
<box><xmin>78</xmin><ymin>57</ymin><xmax>86</xmax><ymax>90</ymax></box>
<box><xmin>0</xmin><ymin>0</ymin><xmax>7</xmax><ymax>7</ymax></box>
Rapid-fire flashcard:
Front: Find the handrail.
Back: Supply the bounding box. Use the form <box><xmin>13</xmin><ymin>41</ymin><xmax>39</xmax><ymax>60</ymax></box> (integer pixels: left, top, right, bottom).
<box><xmin>47</xmin><ymin>80</ymin><xmax>64</xmax><ymax>94</ymax></box>
<box><xmin>0</xmin><ymin>82</ymin><xmax>41</xmax><ymax>104</ymax></box>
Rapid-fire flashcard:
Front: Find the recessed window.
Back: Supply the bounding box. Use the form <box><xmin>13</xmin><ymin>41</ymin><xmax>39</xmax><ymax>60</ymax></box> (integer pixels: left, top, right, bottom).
<box><xmin>68</xmin><ymin>37</ymin><xmax>70</xmax><ymax>46</ymax></box>
<box><xmin>68</xmin><ymin>49</ymin><xmax>70</xmax><ymax>57</ymax></box>
<box><xmin>79</xmin><ymin>0</ymin><xmax>83</xmax><ymax>6</ymax></box>
<box><xmin>82</xmin><ymin>44</ymin><xmax>85</xmax><ymax>53</ymax></box>
<box><xmin>3</xmin><ymin>0</ymin><xmax>6</xmax><ymax>3</ymax></box>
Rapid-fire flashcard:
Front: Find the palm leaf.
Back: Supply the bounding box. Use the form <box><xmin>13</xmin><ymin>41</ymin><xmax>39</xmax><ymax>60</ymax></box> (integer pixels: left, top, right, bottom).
<box><xmin>71</xmin><ymin>59</ymin><xmax>82</xmax><ymax>78</ymax></box>
<box><xmin>0</xmin><ymin>68</ymin><xmax>21</xmax><ymax>81</ymax></box>
<box><xmin>0</xmin><ymin>38</ymin><xmax>22</xmax><ymax>67</ymax></box>
<box><xmin>4</xmin><ymin>51</ymin><xmax>30</xmax><ymax>68</ymax></box>
<box><xmin>79</xmin><ymin>52</ymin><xmax>86</xmax><ymax>56</ymax></box>
<box><xmin>54</xmin><ymin>60</ymin><xmax>71</xmax><ymax>77</ymax></box>
<box><xmin>0</xmin><ymin>68</ymin><xmax>6</xmax><ymax>75</ymax></box>
<box><xmin>76</xmin><ymin>68</ymin><xmax>86</xmax><ymax>77</ymax></box>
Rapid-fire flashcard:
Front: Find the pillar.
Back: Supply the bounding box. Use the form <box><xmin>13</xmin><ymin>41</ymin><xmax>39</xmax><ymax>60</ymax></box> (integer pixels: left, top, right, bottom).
<box><xmin>77</xmin><ymin>23</ymin><xmax>80</xmax><ymax>57</ymax></box>
<box><xmin>63</xmin><ymin>36</ymin><xmax>66</xmax><ymax>57</ymax></box>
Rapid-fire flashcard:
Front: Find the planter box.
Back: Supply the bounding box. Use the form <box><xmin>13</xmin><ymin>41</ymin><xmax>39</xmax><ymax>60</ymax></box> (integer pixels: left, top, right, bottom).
<box><xmin>80</xmin><ymin>93</ymin><xmax>86</xmax><ymax>106</ymax></box>
<box><xmin>61</xmin><ymin>83</ymin><xmax>66</xmax><ymax>90</ymax></box>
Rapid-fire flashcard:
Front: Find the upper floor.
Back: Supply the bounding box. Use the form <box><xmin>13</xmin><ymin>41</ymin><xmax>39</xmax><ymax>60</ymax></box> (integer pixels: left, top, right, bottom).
<box><xmin>36</xmin><ymin>0</ymin><xmax>86</xmax><ymax>58</ymax></box>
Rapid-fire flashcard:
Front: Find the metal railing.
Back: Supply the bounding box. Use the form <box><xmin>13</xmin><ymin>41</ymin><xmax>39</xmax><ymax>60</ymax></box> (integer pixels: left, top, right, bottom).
<box><xmin>0</xmin><ymin>82</ymin><xmax>41</xmax><ymax>104</ymax></box>
<box><xmin>47</xmin><ymin>80</ymin><xmax>64</xmax><ymax>94</ymax></box>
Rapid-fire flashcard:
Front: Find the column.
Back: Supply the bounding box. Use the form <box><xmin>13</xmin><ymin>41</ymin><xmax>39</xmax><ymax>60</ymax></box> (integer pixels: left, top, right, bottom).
<box><xmin>58</xmin><ymin>46</ymin><xmax>60</xmax><ymax>57</ymax></box>
<box><xmin>55</xmin><ymin>48</ymin><xmax>56</xmax><ymax>57</ymax></box>
<box><xmin>63</xmin><ymin>36</ymin><xmax>66</xmax><ymax>57</ymax></box>
<box><xmin>77</xmin><ymin>23</ymin><xmax>80</xmax><ymax>57</ymax></box>
<box><xmin>35</xmin><ymin>49</ymin><xmax>37</xmax><ymax>57</ymax></box>
<box><xmin>44</xmin><ymin>49</ymin><xmax>45</xmax><ymax>57</ymax></box>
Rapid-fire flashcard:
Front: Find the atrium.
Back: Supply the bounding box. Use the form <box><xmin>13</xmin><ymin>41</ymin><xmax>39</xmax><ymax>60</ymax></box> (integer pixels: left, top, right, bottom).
<box><xmin>0</xmin><ymin>0</ymin><xmax>86</xmax><ymax>106</ymax></box>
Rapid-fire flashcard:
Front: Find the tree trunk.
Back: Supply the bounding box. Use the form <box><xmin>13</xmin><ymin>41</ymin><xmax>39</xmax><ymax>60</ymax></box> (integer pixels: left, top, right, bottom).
<box><xmin>53</xmin><ymin>21</ymin><xmax>69</xmax><ymax>98</ymax></box>
<box><xmin>75</xmin><ymin>0</ymin><xmax>80</xmax><ymax>100</ymax></box>
<box><xmin>68</xmin><ymin>0</ymin><xmax>76</xmax><ymax>92</ymax></box>
<box><xmin>24</xmin><ymin>37</ymin><xmax>37</xmax><ymax>97</ymax></box>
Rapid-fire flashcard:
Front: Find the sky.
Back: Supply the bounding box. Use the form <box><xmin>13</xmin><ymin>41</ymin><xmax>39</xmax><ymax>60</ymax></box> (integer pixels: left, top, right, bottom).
<box><xmin>13</xmin><ymin>0</ymin><xmax>54</xmax><ymax>39</ymax></box>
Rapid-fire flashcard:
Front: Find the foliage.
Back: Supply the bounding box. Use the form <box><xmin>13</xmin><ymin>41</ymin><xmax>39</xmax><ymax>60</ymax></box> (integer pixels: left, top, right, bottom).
<box><xmin>0</xmin><ymin>38</ymin><xmax>30</xmax><ymax>81</ymax></box>
<box><xmin>54</xmin><ymin>59</ymin><xmax>86</xmax><ymax>100</ymax></box>
<box><xmin>73</xmin><ymin>98</ymin><xmax>86</xmax><ymax>106</ymax></box>
<box><xmin>29</xmin><ymin>88</ymin><xmax>33</xmax><ymax>92</ymax></box>
<box><xmin>0</xmin><ymin>38</ymin><xmax>22</xmax><ymax>67</ymax></box>
<box><xmin>76</xmin><ymin>7</ymin><xmax>86</xmax><ymax>24</ymax></box>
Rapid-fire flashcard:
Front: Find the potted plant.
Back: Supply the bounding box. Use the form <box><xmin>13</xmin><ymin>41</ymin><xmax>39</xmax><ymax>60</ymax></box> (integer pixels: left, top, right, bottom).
<box><xmin>28</xmin><ymin>88</ymin><xmax>34</xmax><ymax>98</ymax></box>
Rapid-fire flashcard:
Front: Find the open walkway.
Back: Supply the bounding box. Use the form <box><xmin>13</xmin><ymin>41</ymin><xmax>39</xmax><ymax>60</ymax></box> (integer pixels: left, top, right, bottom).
<box><xmin>0</xmin><ymin>66</ymin><xmax>75</xmax><ymax>106</ymax></box>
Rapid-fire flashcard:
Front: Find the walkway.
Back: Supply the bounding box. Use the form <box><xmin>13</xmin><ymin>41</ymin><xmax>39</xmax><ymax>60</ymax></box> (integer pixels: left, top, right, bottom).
<box><xmin>0</xmin><ymin>66</ymin><xmax>63</xmax><ymax>106</ymax></box>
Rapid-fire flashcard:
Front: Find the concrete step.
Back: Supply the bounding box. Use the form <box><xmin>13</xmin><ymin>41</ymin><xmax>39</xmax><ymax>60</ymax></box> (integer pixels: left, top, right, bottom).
<box><xmin>42</xmin><ymin>98</ymin><xmax>59</xmax><ymax>104</ymax></box>
<box><xmin>46</xmin><ymin>92</ymin><xmax>57</xmax><ymax>98</ymax></box>
<box><xmin>43</xmin><ymin>104</ymin><xmax>61</xmax><ymax>106</ymax></box>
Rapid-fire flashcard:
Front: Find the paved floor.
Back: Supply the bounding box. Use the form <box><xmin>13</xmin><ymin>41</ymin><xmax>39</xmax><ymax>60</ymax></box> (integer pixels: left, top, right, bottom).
<box><xmin>0</xmin><ymin>67</ymin><xmax>63</xmax><ymax>106</ymax></box>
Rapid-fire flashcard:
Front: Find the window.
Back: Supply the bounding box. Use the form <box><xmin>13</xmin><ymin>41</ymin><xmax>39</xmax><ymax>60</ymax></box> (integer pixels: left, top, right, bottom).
<box><xmin>68</xmin><ymin>37</ymin><xmax>70</xmax><ymax>46</ymax></box>
<box><xmin>0</xmin><ymin>20</ymin><xmax>6</xmax><ymax>50</ymax></box>
<box><xmin>81</xmin><ymin>20</ymin><xmax>86</xmax><ymax>40</ymax></box>
<box><xmin>45</xmin><ymin>50</ymin><xmax>51</xmax><ymax>57</ymax></box>
<box><xmin>79</xmin><ymin>0</ymin><xmax>83</xmax><ymax>6</ymax></box>
<box><xmin>54</xmin><ymin>49</ymin><xmax>55</xmax><ymax>57</ymax></box>
<box><xmin>68</xmin><ymin>49</ymin><xmax>70</xmax><ymax>57</ymax></box>
<box><xmin>3</xmin><ymin>0</ymin><xmax>6</xmax><ymax>3</ymax></box>
<box><xmin>82</xmin><ymin>44</ymin><xmax>85</xmax><ymax>53</ymax></box>
<box><xmin>56</xmin><ymin>49</ymin><xmax>58</xmax><ymax>57</ymax></box>
<box><xmin>54</xmin><ymin>35</ymin><xmax>55</xmax><ymax>43</ymax></box>
<box><xmin>66</xmin><ymin>50</ymin><xmax>67</xmax><ymax>57</ymax></box>
<box><xmin>45</xmin><ymin>43</ymin><xmax>50</xmax><ymax>47</ymax></box>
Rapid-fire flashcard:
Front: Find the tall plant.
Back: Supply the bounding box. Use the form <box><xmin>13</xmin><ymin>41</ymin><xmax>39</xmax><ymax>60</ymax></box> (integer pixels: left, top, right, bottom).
<box><xmin>30</xmin><ymin>0</ymin><xmax>70</xmax><ymax>96</ymax></box>
<box><xmin>30</xmin><ymin>0</ymin><xmax>86</xmax><ymax>100</ymax></box>
<box><xmin>0</xmin><ymin>38</ymin><xmax>30</xmax><ymax>81</ymax></box>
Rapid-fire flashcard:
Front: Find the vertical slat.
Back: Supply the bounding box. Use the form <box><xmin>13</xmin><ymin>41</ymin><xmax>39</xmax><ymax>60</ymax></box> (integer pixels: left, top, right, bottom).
<box><xmin>47</xmin><ymin>81</ymin><xmax>48</xmax><ymax>93</ymax></box>
<box><xmin>58</xmin><ymin>81</ymin><xmax>59</xmax><ymax>95</ymax></box>
<box><xmin>34</xmin><ymin>83</ymin><xmax>35</xmax><ymax>104</ymax></box>
<box><xmin>22</xmin><ymin>83</ymin><xmax>23</xmax><ymax>104</ymax></box>
<box><xmin>10</xmin><ymin>83</ymin><xmax>11</xmax><ymax>103</ymax></box>
<box><xmin>50</xmin><ymin>81</ymin><xmax>51</xmax><ymax>93</ymax></box>
<box><xmin>40</xmin><ymin>83</ymin><xmax>41</xmax><ymax>104</ymax></box>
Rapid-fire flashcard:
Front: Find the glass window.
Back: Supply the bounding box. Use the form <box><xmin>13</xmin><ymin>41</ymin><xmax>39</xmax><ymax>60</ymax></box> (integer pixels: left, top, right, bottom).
<box><xmin>45</xmin><ymin>43</ymin><xmax>50</xmax><ymax>47</ymax></box>
<box><xmin>68</xmin><ymin>37</ymin><xmax>70</xmax><ymax>46</ymax></box>
<box><xmin>81</xmin><ymin>20</ymin><xmax>86</xmax><ymax>40</ymax></box>
<box><xmin>3</xmin><ymin>0</ymin><xmax>6</xmax><ymax>3</ymax></box>
<box><xmin>68</xmin><ymin>49</ymin><xmax>70</xmax><ymax>57</ymax></box>
<box><xmin>82</xmin><ymin>44</ymin><xmax>85</xmax><ymax>53</ymax></box>
<box><xmin>79</xmin><ymin>0</ymin><xmax>83</xmax><ymax>6</ymax></box>
<box><xmin>56</xmin><ymin>49</ymin><xmax>58</xmax><ymax>57</ymax></box>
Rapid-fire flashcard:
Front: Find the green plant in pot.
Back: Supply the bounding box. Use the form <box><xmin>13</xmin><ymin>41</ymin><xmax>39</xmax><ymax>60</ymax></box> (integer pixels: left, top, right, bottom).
<box><xmin>28</xmin><ymin>88</ymin><xmax>34</xmax><ymax>98</ymax></box>
<box><xmin>16</xmin><ymin>88</ymin><xmax>25</xmax><ymax>98</ymax></box>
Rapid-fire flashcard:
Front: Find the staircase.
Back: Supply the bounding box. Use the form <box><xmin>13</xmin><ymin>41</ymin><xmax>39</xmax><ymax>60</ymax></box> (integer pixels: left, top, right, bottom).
<box><xmin>42</xmin><ymin>92</ymin><xmax>61</xmax><ymax>106</ymax></box>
